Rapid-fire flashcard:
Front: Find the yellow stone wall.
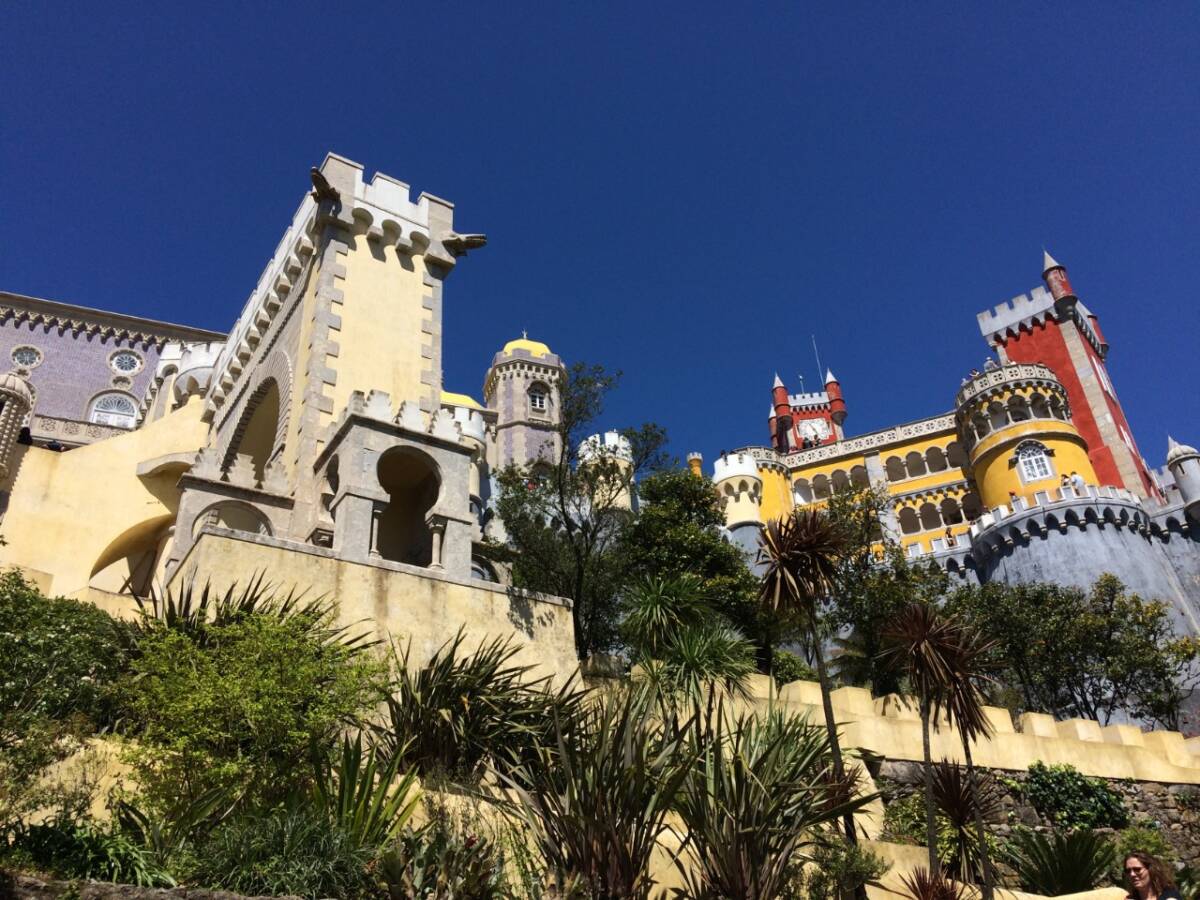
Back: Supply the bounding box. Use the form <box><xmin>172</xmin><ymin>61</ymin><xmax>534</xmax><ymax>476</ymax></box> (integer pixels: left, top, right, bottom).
<box><xmin>325</xmin><ymin>236</ymin><xmax>434</xmax><ymax>431</ymax></box>
<box><xmin>169</xmin><ymin>529</ymin><xmax>580</xmax><ymax>680</ymax></box>
<box><xmin>0</xmin><ymin>399</ymin><xmax>209</xmax><ymax>597</ymax></box>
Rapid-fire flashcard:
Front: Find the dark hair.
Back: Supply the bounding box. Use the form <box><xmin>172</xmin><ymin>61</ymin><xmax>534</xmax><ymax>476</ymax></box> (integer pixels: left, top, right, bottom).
<box><xmin>1124</xmin><ymin>851</ymin><xmax>1175</xmax><ymax>898</ymax></box>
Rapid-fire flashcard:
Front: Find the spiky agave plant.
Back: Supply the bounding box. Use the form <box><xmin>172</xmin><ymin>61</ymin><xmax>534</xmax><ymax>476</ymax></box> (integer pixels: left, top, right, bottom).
<box><xmin>374</xmin><ymin>628</ymin><xmax>584</xmax><ymax>785</ymax></box>
<box><xmin>672</xmin><ymin>706</ymin><xmax>875</xmax><ymax>900</ymax></box>
<box><xmin>758</xmin><ymin>510</ymin><xmax>860</xmax><ymax>852</ymax></box>
<box><xmin>130</xmin><ymin>572</ymin><xmax>374</xmax><ymax>653</ymax></box>
<box><xmin>1005</xmin><ymin>828</ymin><xmax>1116</xmax><ymax>896</ymax></box>
<box><xmin>493</xmin><ymin>685</ymin><xmax>695</xmax><ymax>900</ymax></box>
<box><xmin>881</xmin><ymin>603</ymin><xmax>966</xmax><ymax>875</ymax></box>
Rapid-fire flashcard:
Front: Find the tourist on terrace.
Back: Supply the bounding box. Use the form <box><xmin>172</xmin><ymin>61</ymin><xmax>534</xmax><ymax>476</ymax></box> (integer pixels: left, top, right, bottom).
<box><xmin>1123</xmin><ymin>851</ymin><xmax>1180</xmax><ymax>900</ymax></box>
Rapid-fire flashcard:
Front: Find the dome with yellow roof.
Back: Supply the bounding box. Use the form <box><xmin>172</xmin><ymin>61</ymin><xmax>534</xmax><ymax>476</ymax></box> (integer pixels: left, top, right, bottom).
<box><xmin>501</xmin><ymin>336</ymin><xmax>552</xmax><ymax>358</ymax></box>
<box><xmin>440</xmin><ymin>390</ymin><xmax>484</xmax><ymax>410</ymax></box>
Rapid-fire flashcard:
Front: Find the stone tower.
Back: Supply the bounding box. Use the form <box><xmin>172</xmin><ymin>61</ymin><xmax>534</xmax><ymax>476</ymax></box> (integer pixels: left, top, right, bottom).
<box><xmin>484</xmin><ymin>337</ymin><xmax>566</xmax><ymax>469</ymax></box>
<box><xmin>1167</xmin><ymin>437</ymin><xmax>1200</xmax><ymax>522</ymax></box>
<box><xmin>977</xmin><ymin>253</ymin><xmax>1158</xmax><ymax>499</ymax></box>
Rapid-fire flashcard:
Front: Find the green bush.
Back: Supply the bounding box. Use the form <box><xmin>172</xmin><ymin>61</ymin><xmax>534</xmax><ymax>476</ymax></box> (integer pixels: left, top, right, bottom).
<box><xmin>189</xmin><ymin>804</ymin><xmax>373</xmax><ymax>899</ymax></box>
<box><xmin>377</xmin><ymin>798</ymin><xmax>507</xmax><ymax>900</ymax></box>
<box><xmin>374</xmin><ymin>630</ymin><xmax>582</xmax><ymax>784</ymax></box>
<box><xmin>0</xmin><ymin>816</ymin><xmax>172</xmax><ymax>887</ymax></box>
<box><xmin>773</xmin><ymin>649</ymin><xmax>816</xmax><ymax>687</ymax></box>
<box><xmin>1021</xmin><ymin>762</ymin><xmax>1129</xmax><ymax>830</ymax></box>
<box><xmin>120</xmin><ymin>607</ymin><xmax>385</xmax><ymax>813</ymax></box>
<box><xmin>0</xmin><ymin>571</ymin><xmax>131</xmax><ymax>824</ymax></box>
<box><xmin>795</xmin><ymin>835</ymin><xmax>890</xmax><ymax>900</ymax></box>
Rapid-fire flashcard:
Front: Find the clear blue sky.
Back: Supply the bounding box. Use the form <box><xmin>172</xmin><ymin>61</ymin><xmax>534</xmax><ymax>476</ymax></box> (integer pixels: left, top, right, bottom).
<box><xmin>4</xmin><ymin>2</ymin><xmax>1198</xmax><ymax>468</ymax></box>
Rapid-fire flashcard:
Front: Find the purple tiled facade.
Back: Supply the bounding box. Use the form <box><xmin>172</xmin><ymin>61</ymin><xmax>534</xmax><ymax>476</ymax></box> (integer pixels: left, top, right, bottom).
<box><xmin>0</xmin><ymin>292</ymin><xmax>224</xmax><ymax>446</ymax></box>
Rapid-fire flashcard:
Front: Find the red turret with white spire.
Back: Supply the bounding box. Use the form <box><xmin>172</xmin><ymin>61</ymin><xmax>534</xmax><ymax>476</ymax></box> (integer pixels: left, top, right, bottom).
<box><xmin>825</xmin><ymin>368</ymin><xmax>846</xmax><ymax>438</ymax></box>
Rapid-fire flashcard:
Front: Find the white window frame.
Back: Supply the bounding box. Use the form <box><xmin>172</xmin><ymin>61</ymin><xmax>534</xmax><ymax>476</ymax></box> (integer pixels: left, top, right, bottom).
<box><xmin>88</xmin><ymin>392</ymin><xmax>138</xmax><ymax>429</ymax></box>
<box><xmin>1015</xmin><ymin>441</ymin><xmax>1053</xmax><ymax>484</ymax></box>
<box><xmin>108</xmin><ymin>350</ymin><xmax>144</xmax><ymax>375</ymax></box>
<box><xmin>528</xmin><ymin>385</ymin><xmax>548</xmax><ymax>413</ymax></box>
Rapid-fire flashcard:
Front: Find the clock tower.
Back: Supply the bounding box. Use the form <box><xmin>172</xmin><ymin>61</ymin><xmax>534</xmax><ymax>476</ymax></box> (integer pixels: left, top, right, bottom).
<box><xmin>767</xmin><ymin>370</ymin><xmax>845</xmax><ymax>453</ymax></box>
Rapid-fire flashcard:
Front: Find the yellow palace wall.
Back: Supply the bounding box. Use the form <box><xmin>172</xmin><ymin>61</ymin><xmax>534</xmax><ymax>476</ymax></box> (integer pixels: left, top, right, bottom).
<box><xmin>0</xmin><ymin>398</ymin><xmax>209</xmax><ymax>597</ymax></box>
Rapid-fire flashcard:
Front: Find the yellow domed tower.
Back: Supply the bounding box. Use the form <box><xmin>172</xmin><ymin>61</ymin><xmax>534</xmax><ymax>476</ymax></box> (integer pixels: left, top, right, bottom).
<box><xmin>956</xmin><ymin>362</ymin><xmax>1097</xmax><ymax>510</ymax></box>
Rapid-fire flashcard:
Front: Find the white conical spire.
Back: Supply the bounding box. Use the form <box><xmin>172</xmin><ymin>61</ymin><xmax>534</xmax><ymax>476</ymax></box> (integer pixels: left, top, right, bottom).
<box><xmin>825</xmin><ymin>368</ymin><xmax>838</xmax><ymax>384</ymax></box>
<box><xmin>773</xmin><ymin>373</ymin><xmax>784</xmax><ymax>388</ymax></box>
<box><xmin>1043</xmin><ymin>249</ymin><xmax>1062</xmax><ymax>273</ymax></box>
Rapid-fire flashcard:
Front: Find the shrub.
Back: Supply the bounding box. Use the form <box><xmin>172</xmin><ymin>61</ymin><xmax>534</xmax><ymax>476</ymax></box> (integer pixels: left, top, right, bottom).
<box><xmin>1005</xmin><ymin>828</ymin><xmax>1116</xmax><ymax>895</ymax></box>
<box><xmin>1021</xmin><ymin>762</ymin><xmax>1129</xmax><ymax>830</ymax></box>
<box><xmin>377</xmin><ymin>798</ymin><xmax>507</xmax><ymax>900</ymax></box>
<box><xmin>0</xmin><ymin>571</ymin><xmax>131</xmax><ymax>824</ymax></box>
<box><xmin>797</xmin><ymin>834</ymin><xmax>890</xmax><ymax>900</ymax></box>
<box><xmin>120</xmin><ymin>604</ymin><xmax>385</xmax><ymax>813</ymax></box>
<box><xmin>375</xmin><ymin>630</ymin><xmax>582</xmax><ymax>784</ymax></box>
<box><xmin>190</xmin><ymin>805</ymin><xmax>373</xmax><ymax>899</ymax></box>
<box><xmin>773</xmin><ymin>649</ymin><xmax>816</xmax><ymax>687</ymax></box>
<box><xmin>0</xmin><ymin>816</ymin><xmax>172</xmax><ymax>887</ymax></box>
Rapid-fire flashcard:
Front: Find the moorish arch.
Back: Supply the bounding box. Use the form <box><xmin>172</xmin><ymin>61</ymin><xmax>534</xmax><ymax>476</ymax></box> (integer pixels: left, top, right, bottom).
<box><xmin>220</xmin><ymin>350</ymin><xmax>293</xmax><ymax>481</ymax></box>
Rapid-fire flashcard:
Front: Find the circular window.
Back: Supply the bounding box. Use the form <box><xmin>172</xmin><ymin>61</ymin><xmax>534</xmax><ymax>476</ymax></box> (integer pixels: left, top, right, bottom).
<box><xmin>11</xmin><ymin>346</ymin><xmax>42</xmax><ymax>368</ymax></box>
<box><xmin>110</xmin><ymin>351</ymin><xmax>143</xmax><ymax>375</ymax></box>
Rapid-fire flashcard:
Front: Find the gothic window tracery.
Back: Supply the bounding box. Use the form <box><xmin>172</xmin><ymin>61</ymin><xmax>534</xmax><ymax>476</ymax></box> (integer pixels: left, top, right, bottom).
<box><xmin>1015</xmin><ymin>440</ymin><xmax>1053</xmax><ymax>483</ymax></box>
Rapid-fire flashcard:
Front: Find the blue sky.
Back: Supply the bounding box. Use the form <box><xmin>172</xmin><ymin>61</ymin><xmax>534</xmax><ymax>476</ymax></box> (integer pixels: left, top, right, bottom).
<box><xmin>4</xmin><ymin>2</ymin><xmax>1198</xmax><ymax>468</ymax></box>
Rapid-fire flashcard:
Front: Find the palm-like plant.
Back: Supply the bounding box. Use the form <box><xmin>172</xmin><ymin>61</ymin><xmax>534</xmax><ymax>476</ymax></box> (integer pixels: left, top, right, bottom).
<box><xmin>672</xmin><ymin>707</ymin><xmax>874</xmax><ymax>900</ymax></box>
<box><xmin>940</xmin><ymin>624</ymin><xmax>999</xmax><ymax>900</ymax></box>
<box><xmin>493</xmin><ymin>686</ymin><xmax>695</xmax><ymax>899</ymax></box>
<box><xmin>929</xmin><ymin>761</ymin><xmax>1001</xmax><ymax>884</ymax></box>
<box><xmin>881</xmin><ymin>603</ymin><xmax>964</xmax><ymax>875</ymax></box>
<box><xmin>1005</xmin><ymin>828</ymin><xmax>1116</xmax><ymax>896</ymax></box>
<box><xmin>622</xmin><ymin>575</ymin><xmax>712</xmax><ymax>659</ymax></box>
<box><xmin>899</xmin><ymin>866</ymin><xmax>968</xmax><ymax>900</ymax></box>
<box><xmin>374</xmin><ymin>629</ymin><xmax>583</xmax><ymax>784</ymax></box>
<box><xmin>758</xmin><ymin>510</ymin><xmax>860</xmax><ymax>852</ymax></box>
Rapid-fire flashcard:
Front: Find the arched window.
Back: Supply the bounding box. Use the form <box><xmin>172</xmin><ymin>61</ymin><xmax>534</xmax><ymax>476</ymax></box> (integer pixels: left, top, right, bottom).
<box><xmin>528</xmin><ymin>382</ymin><xmax>550</xmax><ymax>415</ymax></box>
<box><xmin>1015</xmin><ymin>441</ymin><xmax>1053</xmax><ymax>483</ymax></box>
<box><xmin>89</xmin><ymin>392</ymin><xmax>138</xmax><ymax>429</ymax></box>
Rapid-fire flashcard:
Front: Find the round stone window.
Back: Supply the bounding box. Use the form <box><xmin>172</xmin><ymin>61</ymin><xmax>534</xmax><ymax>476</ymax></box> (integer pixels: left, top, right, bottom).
<box><xmin>110</xmin><ymin>350</ymin><xmax>143</xmax><ymax>375</ymax></box>
<box><xmin>11</xmin><ymin>346</ymin><xmax>42</xmax><ymax>368</ymax></box>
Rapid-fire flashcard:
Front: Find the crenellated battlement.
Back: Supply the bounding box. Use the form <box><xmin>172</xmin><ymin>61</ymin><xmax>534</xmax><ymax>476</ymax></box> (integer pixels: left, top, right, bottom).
<box><xmin>579</xmin><ymin>430</ymin><xmax>633</xmax><ymax>463</ymax></box>
<box><xmin>713</xmin><ymin>451</ymin><xmax>761</xmax><ymax>483</ymax></box>
<box><xmin>976</xmin><ymin>284</ymin><xmax>1056</xmax><ymax>344</ymax></box>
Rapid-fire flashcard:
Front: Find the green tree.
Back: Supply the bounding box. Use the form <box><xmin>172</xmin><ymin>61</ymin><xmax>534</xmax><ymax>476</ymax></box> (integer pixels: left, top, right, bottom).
<box><xmin>621</xmin><ymin>471</ymin><xmax>760</xmax><ymax>636</ymax></box>
<box><xmin>120</xmin><ymin>604</ymin><xmax>385</xmax><ymax>813</ymax></box>
<box><xmin>945</xmin><ymin>575</ymin><xmax>1200</xmax><ymax>728</ymax></box>
<box><xmin>823</xmin><ymin>486</ymin><xmax>949</xmax><ymax>696</ymax></box>
<box><xmin>490</xmin><ymin>362</ymin><xmax>669</xmax><ymax>659</ymax></box>
<box><xmin>759</xmin><ymin>509</ymin><xmax>866</xmax><ymax>883</ymax></box>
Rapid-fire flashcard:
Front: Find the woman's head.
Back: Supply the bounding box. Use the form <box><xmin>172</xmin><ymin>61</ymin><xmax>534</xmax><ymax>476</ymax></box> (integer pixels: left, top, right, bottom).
<box><xmin>1124</xmin><ymin>851</ymin><xmax>1174</xmax><ymax>897</ymax></box>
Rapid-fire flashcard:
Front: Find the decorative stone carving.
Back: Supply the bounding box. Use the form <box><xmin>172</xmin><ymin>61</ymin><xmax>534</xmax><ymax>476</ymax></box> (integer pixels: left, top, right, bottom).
<box><xmin>395</xmin><ymin>401</ymin><xmax>424</xmax><ymax>433</ymax></box>
<box><xmin>429</xmin><ymin>408</ymin><xmax>462</xmax><ymax>442</ymax></box>
<box><xmin>191</xmin><ymin>446</ymin><xmax>223</xmax><ymax>480</ymax></box>
<box><xmin>261</xmin><ymin>458</ymin><xmax>288</xmax><ymax>494</ymax></box>
<box><xmin>225</xmin><ymin>453</ymin><xmax>257</xmax><ymax>488</ymax></box>
<box><xmin>363</xmin><ymin>390</ymin><xmax>392</xmax><ymax>422</ymax></box>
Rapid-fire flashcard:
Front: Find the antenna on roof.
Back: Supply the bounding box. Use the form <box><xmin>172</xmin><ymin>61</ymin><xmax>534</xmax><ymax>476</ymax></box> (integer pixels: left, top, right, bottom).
<box><xmin>811</xmin><ymin>335</ymin><xmax>824</xmax><ymax>392</ymax></box>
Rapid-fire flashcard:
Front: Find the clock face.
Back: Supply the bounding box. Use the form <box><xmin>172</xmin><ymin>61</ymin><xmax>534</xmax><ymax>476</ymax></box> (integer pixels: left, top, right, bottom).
<box><xmin>798</xmin><ymin>418</ymin><xmax>831</xmax><ymax>442</ymax></box>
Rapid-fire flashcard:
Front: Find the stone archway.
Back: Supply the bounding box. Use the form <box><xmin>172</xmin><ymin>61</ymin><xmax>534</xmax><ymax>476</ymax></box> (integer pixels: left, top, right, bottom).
<box><xmin>375</xmin><ymin>447</ymin><xmax>441</xmax><ymax>566</ymax></box>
